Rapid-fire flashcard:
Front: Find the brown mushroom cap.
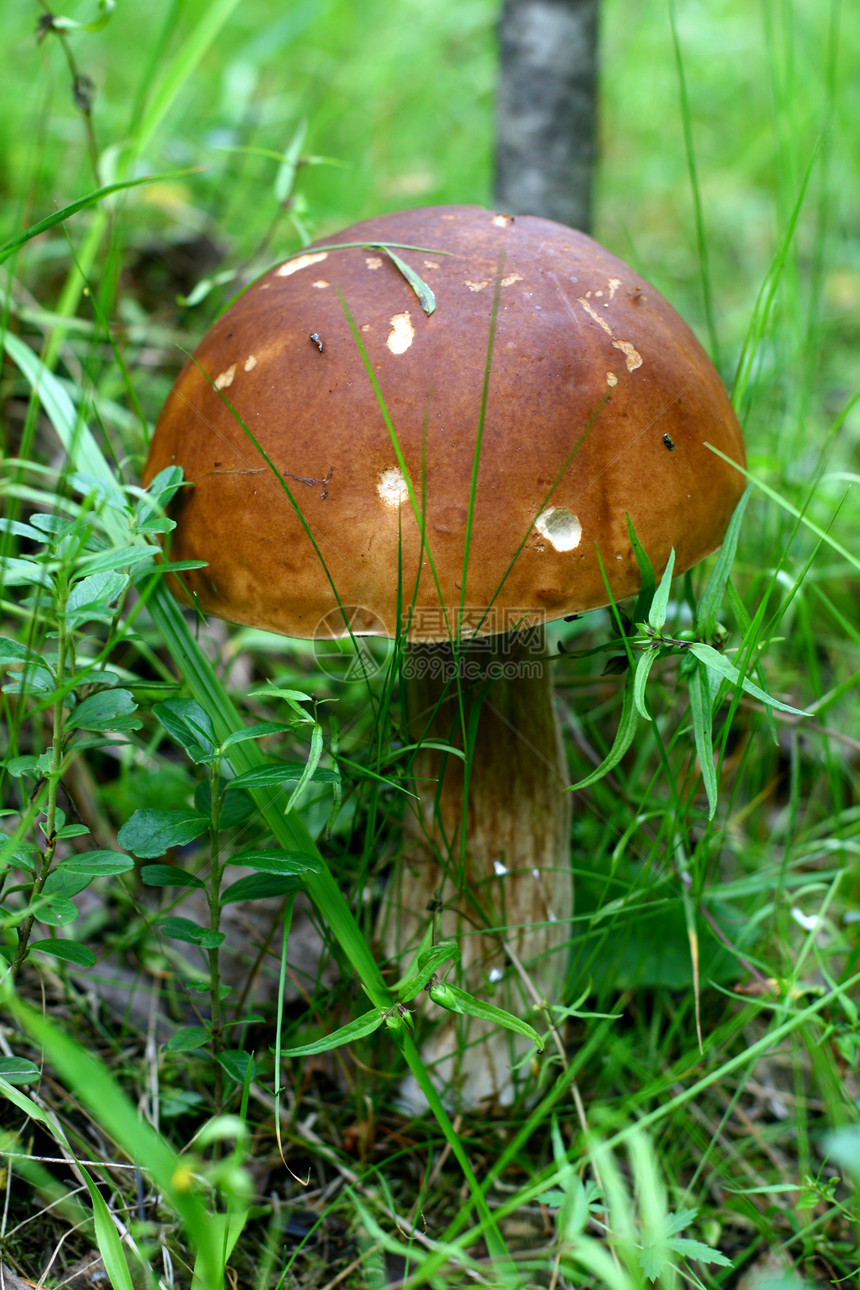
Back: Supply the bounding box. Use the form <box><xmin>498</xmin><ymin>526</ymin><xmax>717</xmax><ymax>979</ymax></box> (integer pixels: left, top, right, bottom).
<box><xmin>144</xmin><ymin>205</ymin><xmax>745</xmax><ymax>642</ymax></box>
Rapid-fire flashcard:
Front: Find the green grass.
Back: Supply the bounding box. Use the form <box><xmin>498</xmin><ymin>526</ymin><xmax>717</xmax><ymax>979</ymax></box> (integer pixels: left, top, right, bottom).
<box><xmin>1</xmin><ymin>0</ymin><xmax>859</xmax><ymax>1286</ymax></box>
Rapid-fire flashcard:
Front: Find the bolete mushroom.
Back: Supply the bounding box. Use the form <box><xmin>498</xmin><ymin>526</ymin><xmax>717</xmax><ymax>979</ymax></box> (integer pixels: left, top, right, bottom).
<box><xmin>144</xmin><ymin>205</ymin><xmax>745</xmax><ymax>1108</ymax></box>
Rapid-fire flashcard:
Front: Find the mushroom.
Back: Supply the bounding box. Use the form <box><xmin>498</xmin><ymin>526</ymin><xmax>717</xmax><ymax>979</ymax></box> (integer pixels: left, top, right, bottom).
<box><xmin>144</xmin><ymin>205</ymin><xmax>745</xmax><ymax>1108</ymax></box>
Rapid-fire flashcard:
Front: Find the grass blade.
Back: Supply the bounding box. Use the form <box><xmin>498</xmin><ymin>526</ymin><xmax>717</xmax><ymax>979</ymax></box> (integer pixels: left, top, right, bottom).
<box><xmin>687</xmin><ymin>659</ymin><xmax>717</xmax><ymax>818</ymax></box>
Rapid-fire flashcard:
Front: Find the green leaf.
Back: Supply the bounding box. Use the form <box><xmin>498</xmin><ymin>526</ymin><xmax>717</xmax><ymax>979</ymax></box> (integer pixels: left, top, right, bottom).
<box><xmin>30</xmin><ymin>893</ymin><xmax>78</xmax><ymax>927</ymax></box>
<box><xmin>230</xmin><ymin>848</ymin><xmax>322</xmax><ymax>876</ymax></box>
<box><xmin>633</xmin><ymin>648</ymin><xmax>657</xmax><ymax>721</ymax></box>
<box><xmin>77</xmin><ymin>545</ymin><xmax>153</xmax><ymax>577</ymax></box>
<box><xmin>687</xmin><ymin>643</ymin><xmax>810</xmax><ymax>715</ymax></box>
<box><xmin>228</xmin><ymin>761</ymin><xmax>340</xmax><ymax>790</ymax></box>
<box><xmin>661</xmin><ymin>1206</ymin><xmax>700</xmax><ymax>1237</ymax></box>
<box><xmin>66</xmin><ymin>688</ymin><xmax>141</xmax><ymax>732</ymax></box>
<box><xmin>55</xmin><ymin>824</ymin><xmax>91</xmax><ymax>840</ymax></box>
<box><xmin>379</xmin><ymin>246</ymin><xmax>436</xmax><ymax>314</ymax></box>
<box><xmin>217</xmin><ymin>1050</ymin><xmax>255</xmax><ymax>1083</ymax></box>
<box><xmin>166</xmin><ymin>1025</ymin><xmax>211</xmax><ymax>1053</ymax></box>
<box><xmin>248</xmin><ymin>685</ymin><xmax>315</xmax><ymax>718</ymax></box>
<box><xmin>58</xmin><ymin>850</ymin><xmax>134</xmax><ymax>876</ymax></box>
<box><xmin>427</xmin><ymin>982</ymin><xmax>543</xmax><ymax>1049</ymax></box>
<box><xmin>194</xmin><ymin>778</ymin><xmax>255</xmax><ymax>828</ymax></box>
<box><xmin>285</xmin><ymin>723</ymin><xmax>325</xmax><ymax>814</ymax></box>
<box><xmin>28</xmin><ymin>514</ymin><xmax>76</xmax><ymax>536</ymax></box>
<box><xmin>398</xmin><ymin>940</ymin><xmax>462</xmax><ymax>1002</ymax></box>
<box><xmin>136</xmin><ymin>466</ymin><xmax>186</xmax><ymax>519</ymax></box>
<box><xmin>2</xmin><ymin>756</ymin><xmax>43</xmax><ymax>782</ymax></box>
<box><xmin>696</xmin><ymin>487</ymin><xmax>751</xmax><ymax>641</ymax></box>
<box><xmin>2</xmin><ymin>665</ymin><xmax>56</xmax><ymax>695</ymax></box>
<box><xmin>0</xmin><ymin>557</ymin><xmax>54</xmax><ymax>588</ymax></box>
<box><xmin>627</xmin><ymin>513</ymin><xmax>657</xmax><ymax>622</ymax></box>
<box><xmin>281</xmin><ymin>1009</ymin><xmax>384</xmax><ymax>1057</ymax></box>
<box><xmin>569</xmin><ymin>670</ymin><xmax>639</xmax><ymax>790</ymax></box>
<box><xmin>141</xmin><ymin>864</ymin><xmax>205</xmax><ymax>890</ymax></box>
<box><xmin>0</xmin><ymin>166</ymin><xmax>197</xmax><ymax>266</ymax></box>
<box><xmin>0</xmin><ymin>1057</ymin><xmax>41</xmax><ymax>1084</ymax></box>
<box><xmin>43</xmin><ymin>869</ymin><xmax>90</xmax><ymax>898</ymax></box>
<box><xmin>666</xmin><ymin>1236</ymin><xmax>732</xmax><ymax>1267</ymax></box>
<box><xmin>64</xmin><ymin>570</ymin><xmax>128</xmax><ymax>625</ymax></box>
<box><xmin>157</xmin><ymin>917</ymin><xmax>224</xmax><ymax>949</ymax></box>
<box><xmin>688</xmin><ymin>662</ymin><xmax>718</xmax><ymax>818</ymax></box>
<box><xmin>84</xmin><ymin>1162</ymin><xmax>136</xmax><ymax>1290</ymax></box>
<box><xmin>0</xmin><ymin>519</ymin><xmax>47</xmax><ymax>541</ymax></box>
<box><xmin>118</xmin><ymin>808</ymin><xmax>209</xmax><ymax>857</ymax></box>
<box><xmin>220</xmin><ymin>721</ymin><xmax>294</xmax><ymax>749</ymax></box>
<box><xmin>648</xmin><ymin>548</ymin><xmax>676</xmax><ymax>631</ymax></box>
<box><xmin>29</xmin><ymin>939</ymin><xmax>97</xmax><ymax>966</ymax></box>
<box><xmin>153</xmin><ymin>699</ymin><xmax>217</xmax><ymax>762</ymax></box>
<box><xmin>222</xmin><ymin>873</ymin><xmax>302</xmax><ymax>904</ymax></box>
<box><xmin>0</xmin><ymin>637</ymin><xmax>49</xmax><ymax>670</ymax></box>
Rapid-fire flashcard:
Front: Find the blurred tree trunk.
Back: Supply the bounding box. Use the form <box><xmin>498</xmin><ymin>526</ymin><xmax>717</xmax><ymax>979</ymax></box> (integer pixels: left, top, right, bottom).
<box><xmin>494</xmin><ymin>0</ymin><xmax>599</xmax><ymax>232</ymax></box>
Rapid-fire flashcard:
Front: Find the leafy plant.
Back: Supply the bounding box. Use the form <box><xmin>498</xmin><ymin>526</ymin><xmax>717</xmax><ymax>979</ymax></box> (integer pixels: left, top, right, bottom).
<box><xmin>0</xmin><ymin>467</ymin><xmax>195</xmax><ymax>976</ymax></box>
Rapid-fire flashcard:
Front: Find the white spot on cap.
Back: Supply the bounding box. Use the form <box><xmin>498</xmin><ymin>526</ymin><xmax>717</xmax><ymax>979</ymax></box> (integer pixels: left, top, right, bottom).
<box><xmin>312</xmin><ymin>279</ymin><xmax>330</xmax><ymax>289</ymax></box>
<box><xmin>214</xmin><ymin>364</ymin><xmax>236</xmax><ymax>389</ymax></box>
<box><xmin>534</xmin><ymin>507</ymin><xmax>582</xmax><ymax>552</ymax></box>
<box><xmin>501</xmin><ymin>272</ymin><xmax>523</xmax><ymax>287</ymax></box>
<box><xmin>606</xmin><ymin>371</ymin><xmax>618</xmax><ymax>387</ymax></box>
<box><xmin>423</xmin><ymin>259</ymin><xmax>440</xmax><ymax>269</ymax></box>
<box><xmin>277</xmin><ymin>251</ymin><xmax>328</xmax><ymax>277</ymax></box>
<box><xmin>578</xmin><ymin>295</ymin><xmax>612</xmax><ymax>335</ymax></box>
<box><xmin>578</xmin><ymin>295</ymin><xmax>643</xmax><ymax>370</ymax></box>
<box><xmin>465</xmin><ymin>279</ymin><xmax>490</xmax><ymax>292</ymax></box>
<box><xmin>365</xmin><ymin>256</ymin><xmax>383</xmax><ymax>270</ymax></box>
<box><xmin>608</xmin><ymin>277</ymin><xmax>621</xmax><ymax>299</ymax></box>
<box><xmin>377</xmin><ymin>466</ymin><xmax>410</xmax><ymax>508</ymax></box>
<box><xmin>386</xmin><ymin>312</ymin><xmax>414</xmax><ymax>354</ymax></box>
<box><xmin>492</xmin><ymin>213</ymin><xmax>514</xmax><ymax>226</ymax></box>
<box><xmin>244</xmin><ymin>355</ymin><xmax>257</xmax><ymax>372</ymax></box>
<box><xmin>612</xmin><ymin>338</ymin><xmax>643</xmax><ymax>371</ymax></box>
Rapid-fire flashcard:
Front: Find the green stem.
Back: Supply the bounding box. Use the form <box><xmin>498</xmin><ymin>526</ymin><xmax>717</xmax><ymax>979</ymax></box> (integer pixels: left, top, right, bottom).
<box><xmin>207</xmin><ymin>761</ymin><xmax>225</xmax><ymax>1114</ymax></box>
<box><xmin>395</xmin><ymin>1029</ymin><xmax>515</xmax><ymax>1278</ymax></box>
<box><xmin>11</xmin><ymin>605</ymin><xmax>68</xmax><ymax>978</ymax></box>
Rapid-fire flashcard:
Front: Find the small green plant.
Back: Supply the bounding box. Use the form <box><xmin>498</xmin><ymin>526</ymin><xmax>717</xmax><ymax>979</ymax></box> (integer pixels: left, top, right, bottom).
<box><xmin>119</xmin><ymin>686</ymin><xmax>337</xmax><ymax>1109</ymax></box>
<box><xmin>0</xmin><ymin>467</ymin><xmax>193</xmax><ymax>977</ymax></box>
<box><xmin>539</xmin><ymin>1123</ymin><xmax>734</xmax><ymax>1288</ymax></box>
<box><xmin>564</xmin><ymin>496</ymin><xmax>808</xmax><ymax>814</ymax></box>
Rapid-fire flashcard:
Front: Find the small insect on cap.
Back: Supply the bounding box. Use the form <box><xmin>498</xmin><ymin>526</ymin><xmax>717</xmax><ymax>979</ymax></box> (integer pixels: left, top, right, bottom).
<box><xmin>144</xmin><ymin>206</ymin><xmax>745</xmax><ymax>642</ymax></box>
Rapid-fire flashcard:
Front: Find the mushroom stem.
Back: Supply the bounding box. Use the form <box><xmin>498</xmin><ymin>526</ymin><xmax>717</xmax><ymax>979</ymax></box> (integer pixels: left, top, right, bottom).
<box><xmin>384</xmin><ymin>629</ymin><xmax>572</xmax><ymax>1107</ymax></box>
